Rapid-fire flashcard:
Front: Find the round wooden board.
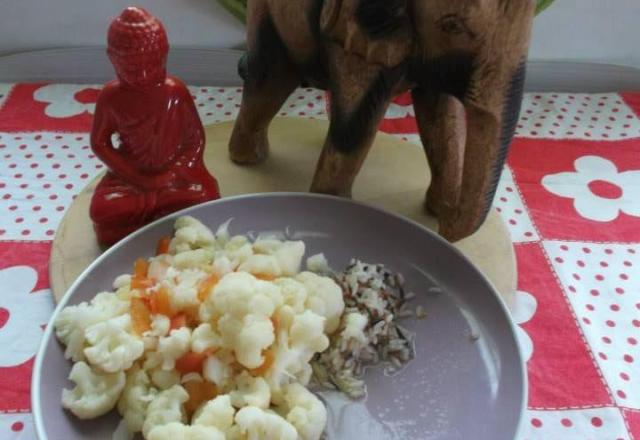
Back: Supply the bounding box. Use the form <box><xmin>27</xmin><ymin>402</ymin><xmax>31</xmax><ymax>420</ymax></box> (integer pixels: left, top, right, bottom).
<box><xmin>51</xmin><ymin>118</ymin><xmax>516</xmax><ymax>306</ymax></box>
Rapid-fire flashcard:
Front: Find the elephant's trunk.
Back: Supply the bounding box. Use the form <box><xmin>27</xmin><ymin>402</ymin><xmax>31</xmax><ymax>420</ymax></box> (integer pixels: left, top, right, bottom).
<box><xmin>479</xmin><ymin>60</ymin><xmax>527</xmax><ymax>223</ymax></box>
<box><xmin>441</xmin><ymin>60</ymin><xmax>527</xmax><ymax>241</ymax></box>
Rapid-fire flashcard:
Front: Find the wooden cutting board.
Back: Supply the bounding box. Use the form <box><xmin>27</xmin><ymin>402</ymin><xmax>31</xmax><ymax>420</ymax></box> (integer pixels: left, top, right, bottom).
<box><xmin>50</xmin><ymin>118</ymin><xmax>516</xmax><ymax>306</ymax></box>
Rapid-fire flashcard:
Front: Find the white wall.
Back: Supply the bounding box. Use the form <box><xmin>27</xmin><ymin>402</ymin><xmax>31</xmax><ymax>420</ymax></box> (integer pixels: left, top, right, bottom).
<box><xmin>529</xmin><ymin>0</ymin><xmax>640</xmax><ymax>68</ymax></box>
<box><xmin>0</xmin><ymin>0</ymin><xmax>639</xmax><ymax>68</ymax></box>
<box><xmin>0</xmin><ymin>0</ymin><xmax>245</xmax><ymax>55</ymax></box>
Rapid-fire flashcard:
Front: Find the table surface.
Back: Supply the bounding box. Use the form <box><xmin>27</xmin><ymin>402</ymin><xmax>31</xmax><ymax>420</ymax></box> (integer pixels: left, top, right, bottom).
<box><xmin>0</xmin><ymin>83</ymin><xmax>639</xmax><ymax>439</ymax></box>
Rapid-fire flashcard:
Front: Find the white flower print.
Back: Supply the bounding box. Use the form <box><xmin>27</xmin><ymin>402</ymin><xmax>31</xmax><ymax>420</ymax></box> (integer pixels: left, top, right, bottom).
<box><xmin>0</xmin><ymin>266</ymin><xmax>54</xmax><ymax>367</ymax></box>
<box><xmin>33</xmin><ymin>84</ymin><xmax>99</xmax><ymax>118</ymax></box>
<box><xmin>542</xmin><ymin>155</ymin><xmax>640</xmax><ymax>222</ymax></box>
<box><xmin>509</xmin><ymin>290</ymin><xmax>538</xmax><ymax>362</ymax></box>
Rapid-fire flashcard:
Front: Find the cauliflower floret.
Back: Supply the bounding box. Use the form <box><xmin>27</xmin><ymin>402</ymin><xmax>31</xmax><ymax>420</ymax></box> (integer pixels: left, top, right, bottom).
<box><xmin>113</xmin><ymin>274</ymin><xmax>132</xmax><ymax>290</ymax></box>
<box><xmin>275</xmin><ymin>278</ymin><xmax>308</xmax><ymax>313</ymax></box>
<box><xmin>55</xmin><ymin>292</ymin><xmax>129</xmax><ymax>361</ymax></box>
<box><xmin>169</xmin><ymin>268</ymin><xmax>208</xmax><ymax>310</ymax></box>
<box><xmin>174</xmin><ymin>249</ymin><xmax>214</xmax><ymax>270</ymax></box>
<box><xmin>238</xmin><ymin>254</ymin><xmax>281</xmax><ymax>278</ymax></box>
<box><xmin>203</xmin><ymin>355</ymin><xmax>233</xmax><ymax>389</ymax></box>
<box><xmin>341</xmin><ymin>312</ymin><xmax>368</xmax><ymax>347</ymax></box>
<box><xmin>148</xmin><ymin>255</ymin><xmax>173</xmax><ymax>282</ymax></box>
<box><xmin>83</xmin><ymin>314</ymin><xmax>144</xmax><ymax>373</ymax></box>
<box><xmin>148</xmin><ymin>422</ymin><xmax>225</xmax><ymax>440</ymax></box>
<box><xmin>230</xmin><ymin>372</ymin><xmax>271</xmax><ymax>409</ymax></box>
<box><xmin>222</xmin><ymin>236</ymin><xmax>253</xmax><ymax>269</ymax></box>
<box><xmin>61</xmin><ymin>361</ymin><xmax>125</xmax><ymax>419</ymax></box>
<box><xmin>211</xmin><ymin>256</ymin><xmax>233</xmax><ymax>278</ymax></box>
<box><xmin>143</xmin><ymin>352</ymin><xmax>181</xmax><ymax>390</ymax></box>
<box><xmin>266</xmin><ymin>343</ymin><xmax>311</xmax><ymax>399</ymax></box>
<box><xmin>148</xmin><ymin>315</ymin><xmax>171</xmax><ymax>338</ymax></box>
<box><xmin>209</xmin><ymin>272</ymin><xmax>279</xmax><ymax>318</ymax></box>
<box><xmin>290</xmin><ymin>310</ymin><xmax>329</xmax><ymax>354</ymax></box>
<box><xmin>171</xmin><ymin>216</ymin><xmax>217</xmax><ymax>252</ymax></box>
<box><xmin>296</xmin><ymin>272</ymin><xmax>344</xmax><ymax>333</ymax></box>
<box><xmin>253</xmin><ymin>238</ymin><xmax>305</xmax><ymax>276</ymax></box>
<box><xmin>157</xmin><ymin>328</ymin><xmax>191</xmax><ymax>370</ymax></box>
<box><xmin>191</xmin><ymin>323</ymin><xmax>222</xmax><ymax>353</ymax></box>
<box><xmin>193</xmin><ymin>394</ymin><xmax>236</xmax><ymax>433</ymax></box>
<box><xmin>234</xmin><ymin>406</ymin><xmax>297</xmax><ymax>440</ymax></box>
<box><xmin>234</xmin><ymin>314</ymin><xmax>275</xmax><ymax>369</ymax></box>
<box><xmin>306</xmin><ymin>253</ymin><xmax>331</xmax><ymax>274</ymax></box>
<box><xmin>117</xmin><ymin>366</ymin><xmax>157</xmax><ymax>433</ymax></box>
<box><xmin>282</xmin><ymin>383</ymin><xmax>327</xmax><ymax>440</ymax></box>
<box><xmin>142</xmin><ymin>385</ymin><xmax>189</xmax><ymax>438</ymax></box>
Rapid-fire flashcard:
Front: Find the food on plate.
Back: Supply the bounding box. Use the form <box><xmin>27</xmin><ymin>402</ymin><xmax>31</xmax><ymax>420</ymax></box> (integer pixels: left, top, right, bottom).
<box><xmin>54</xmin><ymin>216</ymin><xmax>418</xmax><ymax>439</ymax></box>
<box><xmin>311</xmin><ymin>261</ymin><xmax>415</xmax><ymax>399</ymax></box>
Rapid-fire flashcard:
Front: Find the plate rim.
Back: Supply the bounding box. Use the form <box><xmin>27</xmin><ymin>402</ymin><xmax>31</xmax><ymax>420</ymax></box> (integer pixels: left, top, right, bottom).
<box><xmin>32</xmin><ymin>192</ymin><xmax>527</xmax><ymax>440</ymax></box>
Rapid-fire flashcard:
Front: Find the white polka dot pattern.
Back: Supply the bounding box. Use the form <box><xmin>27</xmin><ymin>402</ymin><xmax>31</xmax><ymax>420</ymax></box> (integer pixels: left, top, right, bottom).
<box><xmin>0</xmin><ymin>84</ymin><xmax>13</xmax><ymax>111</ymax></box>
<box><xmin>0</xmin><ymin>412</ymin><xmax>35</xmax><ymax>439</ymax></box>
<box><xmin>544</xmin><ymin>241</ymin><xmax>640</xmax><ymax>409</ymax></box>
<box><xmin>522</xmin><ymin>407</ymin><xmax>630</xmax><ymax>439</ymax></box>
<box><xmin>0</xmin><ymin>132</ymin><xmax>102</xmax><ymax>240</ymax></box>
<box><xmin>517</xmin><ymin>93</ymin><xmax>640</xmax><ymax>140</ymax></box>
<box><xmin>189</xmin><ymin>87</ymin><xmax>328</xmax><ymax>126</ymax></box>
<box><xmin>494</xmin><ymin>167</ymin><xmax>540</xmax><ymax>242</ymax></box>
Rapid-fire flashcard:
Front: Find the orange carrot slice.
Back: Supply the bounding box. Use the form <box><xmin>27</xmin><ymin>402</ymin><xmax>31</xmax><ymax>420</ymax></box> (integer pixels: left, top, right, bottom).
<box><xmin>133</xmin><ymin>258</ymin><xmax>149</xmax><ymax>279</ymax></box>
<box><xmin>184</xmin><ymin>380</ymin><xmax>218</xmax><ymax>415</ymax></box>
<box><xmin>197</xmin><ymin>274</ymin><xmax>219</xmax><ymax>303</ymax></box>
<box><xmin>130</xmin><ymin>297</ymin><xmax>151</xmax><ymax>335</ymax></box>
<box><xmin>254</xmin><ymin>273</ymin><xmax>276</xmax><ymax>281</ymax></box>
<box><xmin>148</xmin><ymin>286</ymin><xmax>172</xmax><ymax>316</ymax></box>
<box><xmin>156</xmin><ymin>236</ymin><xmax>171</xmax><ymax>256</ymax></box>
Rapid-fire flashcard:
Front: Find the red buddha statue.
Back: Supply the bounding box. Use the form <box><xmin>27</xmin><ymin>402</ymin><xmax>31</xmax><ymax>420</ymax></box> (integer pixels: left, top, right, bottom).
<box><xmin>90</xmin><ymin>7</ymin><xmax>220</xmax><ymax>246</ymax></box>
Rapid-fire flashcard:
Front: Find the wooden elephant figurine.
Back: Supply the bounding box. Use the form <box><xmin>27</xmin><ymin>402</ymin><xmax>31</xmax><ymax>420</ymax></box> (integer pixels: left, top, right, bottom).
<box><xmin>229</xmin><ymin>0</ymin><xmax>535</xmax><ymax>242</ymax></box>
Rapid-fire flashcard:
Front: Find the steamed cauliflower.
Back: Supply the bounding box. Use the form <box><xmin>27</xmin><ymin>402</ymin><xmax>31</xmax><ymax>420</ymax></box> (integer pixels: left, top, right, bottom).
<box><xmin>55</xmin><ymin>292</ymin><xmax>129</xmax><ymax>361</ymax></box>
<box><xmin>142</xmin><ymin>385</ymin><xmax>189</xmax><ymax>438</ymax></box>
<box><xmin>55</xmin><ymin>217</ymin><xmax>342</xmax><ymax>440</ymax></box>
<box><xmin>117</xmin><ymin>366</ymin><xmax>158</xmax><ymax>433</ymax></box>
<box><xmin>170</xmin><ymin>216</ymin><xmax>217</xmax><ymax>254</ymax></box>
<box><xmin>148</xmin><ymin>422</ymin><xmax>225</xmax><ymax>440</ymax></box>
<box><xmin>203</xmin><ymin>355</ymin><xmax>233</xmax><ymax>389</ymax></box>
<box><xmin>61</xmin><ymin>361</ymin><xmax>125</xmax><ymax>419</ymax></box>
<box><xmin>191</xmin><ymin>323</ymin><xmax>221</xmax><ymax>353</ymax></box>
<box><xmin>157</xmin><ymin>328</ymin><xmax>191</xmax><ymax>370</ymax></box>
<box><xmin>282</xmin><ymin>383</ymin><xmax>327</xmax><ymax>440</ymax></box>
<box><xmin>233</xmin><ymin>406</ymin><xmax>298</xmax><ymax>440</ymax></box>
<box><xmin>235</xmin><ymin>315</ymin><xmax>275</xmax><ymax>369</ymax></box>
<box><xmin>84</xmin><ymin>314</ymin><xmax>144</xmax><ymax>373</ymax></box>
<box><xmin>253</xmin><ymin>238</ymin><xmax>306</xmax><ymax>276</ymax></box>
<box><xmin>230</xmin><ymin>372</ymin><xmax>271</xmax><ymax>409</ymax></box>
<box><xmin>296</xmin><ymin>272</ymin><xmax>344</xmax><ymax>333</ymax></box>
<box><xmin>193</xmin><ymin>395</ymin><xmax>235</xmax><ymax>433</ymax></box>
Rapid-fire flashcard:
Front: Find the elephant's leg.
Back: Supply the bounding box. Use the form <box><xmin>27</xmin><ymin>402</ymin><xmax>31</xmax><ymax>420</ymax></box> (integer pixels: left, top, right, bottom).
<box><xmin>311</xmin><ymin>50</ymin><xmax>403</xmax><ymax>196</ymax></box>
<box><xmin>229</xmin><ymin>3</ymin><xmax>300</xmax><ymax>165</ymax></box>
<box><xmin>412</xmin><ymin>90</ymin><xmax>465</xmax><ymax>218</ymax></box>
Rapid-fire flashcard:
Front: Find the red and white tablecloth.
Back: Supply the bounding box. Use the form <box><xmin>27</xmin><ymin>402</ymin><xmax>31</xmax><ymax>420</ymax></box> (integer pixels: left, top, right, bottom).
<box><xmin>0</xmin><ymin>82</ymin><xmax>639</xmax><ymax>439</ymax></box>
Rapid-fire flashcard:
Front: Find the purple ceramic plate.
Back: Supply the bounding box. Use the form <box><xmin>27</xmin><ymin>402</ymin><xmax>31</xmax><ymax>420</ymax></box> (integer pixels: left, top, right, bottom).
<box><xmin>33</xmin><ymin>193</ymin><xmax>525</xmax><ymax>440</ymax></box>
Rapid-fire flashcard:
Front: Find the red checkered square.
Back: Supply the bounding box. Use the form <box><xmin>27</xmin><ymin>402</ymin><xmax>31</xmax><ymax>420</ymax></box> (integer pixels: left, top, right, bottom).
<box><xmin>623</xmin><ymin>409</ymin><xmax>640</xmax><ymax>439</ymax></box>
<box><xmin>509</xmin><ymin>138</ymin><xmax>640</xmax><ymax>242</ymax></box>
<box><xmin>522</xmin><ymin>408</ymin><xmax>630</xmax><ymax>439</ymax></box>
<box><xmin>0</xmin><ymin>83</ymin><xmax>98</xmax><ymax>132</ymax></box>
<box><xmin>0</xmin><ymin>242</ymin><xmax>53</xmax><ymax>412</ymax></box>
<box><xmin>516</xmin><ymin>243</ymin><xmax>612</xmax><ymax>409</ymax></box>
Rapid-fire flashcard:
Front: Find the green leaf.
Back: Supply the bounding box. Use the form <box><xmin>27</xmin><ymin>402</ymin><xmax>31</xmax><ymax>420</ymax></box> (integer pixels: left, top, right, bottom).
<box><xmin>218</xmin><ymin>0</ymin><xmax>247</xmax><ymax>23</ymax></box>
<box><xmin>536</xmin><ymin>0</ymin><xmax>555</xmax><ymax>15</ymax></box>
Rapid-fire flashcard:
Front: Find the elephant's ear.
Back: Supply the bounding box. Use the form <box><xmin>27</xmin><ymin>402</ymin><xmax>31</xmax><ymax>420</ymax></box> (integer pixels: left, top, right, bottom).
<box><xmin>320</xmin><ymin>0</ymin><xmax>411</xmax><ymax>68</ymax></box>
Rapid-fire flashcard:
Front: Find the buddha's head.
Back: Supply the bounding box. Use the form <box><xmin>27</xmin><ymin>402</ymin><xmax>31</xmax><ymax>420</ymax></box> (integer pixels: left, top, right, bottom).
<box><xmin>107</xmin><ymin>7</ymin><xmax>169</xmax><ymax>88</ymax></box>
